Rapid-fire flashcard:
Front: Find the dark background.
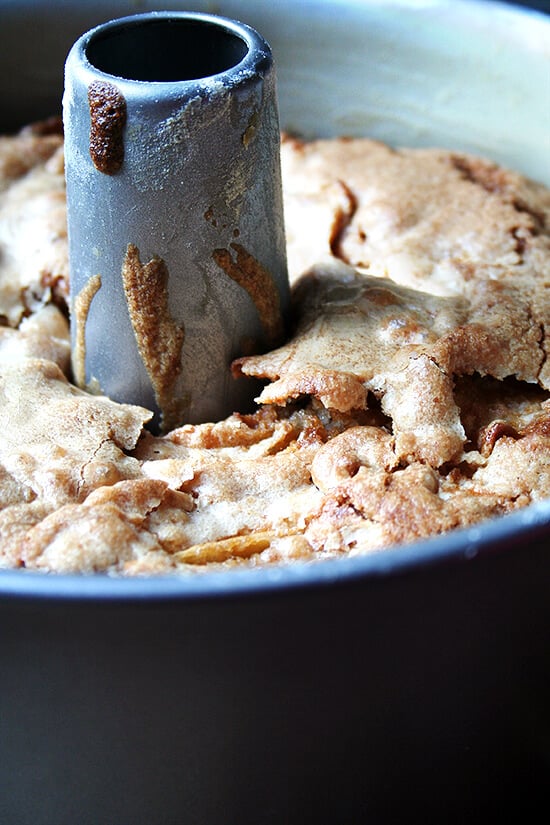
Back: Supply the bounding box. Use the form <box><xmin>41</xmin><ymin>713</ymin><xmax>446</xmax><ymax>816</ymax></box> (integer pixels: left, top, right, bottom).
<box><xmin>502</xmin><ymin>0</ymin><xmax>550</xmax><ymax>9</ymax></box>
<box><xmin>501</xmin><ymin>0</ymin><xmax>550</xmax><ymax>10</ymax></box>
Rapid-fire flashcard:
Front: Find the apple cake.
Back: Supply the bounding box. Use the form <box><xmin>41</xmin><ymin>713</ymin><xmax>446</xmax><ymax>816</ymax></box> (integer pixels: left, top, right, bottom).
<box><xmin>0</xmin><ymin>120</ymin><xmax>549</xmax><ymax>574</ymax></box>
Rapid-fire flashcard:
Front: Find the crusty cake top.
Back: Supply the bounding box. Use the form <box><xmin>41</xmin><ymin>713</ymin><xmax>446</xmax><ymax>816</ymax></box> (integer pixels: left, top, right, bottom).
<box><xmin>0</xmin><ymin>125</ymin><xmax>549</xmax><ymax>574</ymax></box>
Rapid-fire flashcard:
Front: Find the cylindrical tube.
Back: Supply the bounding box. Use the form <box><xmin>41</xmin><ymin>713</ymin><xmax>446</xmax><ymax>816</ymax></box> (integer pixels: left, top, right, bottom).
<box><xmin>63</xmin><ymin>11</ymin><xmax>289</xmax><ymax>431</ymax></box>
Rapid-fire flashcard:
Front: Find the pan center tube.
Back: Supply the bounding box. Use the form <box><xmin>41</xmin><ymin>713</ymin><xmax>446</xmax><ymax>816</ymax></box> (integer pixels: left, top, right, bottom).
<box><xmin>63</xmin><ymin>11</ymin><xmax>289</xmax><ymax>432</ymax></box>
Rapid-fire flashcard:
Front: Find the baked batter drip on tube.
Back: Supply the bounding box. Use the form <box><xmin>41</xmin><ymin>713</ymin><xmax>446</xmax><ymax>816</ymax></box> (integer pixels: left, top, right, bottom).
<box><xmin>63</xmin><ymin>11</ymin><xmax>289</xmax><ymax>432</ymax></box>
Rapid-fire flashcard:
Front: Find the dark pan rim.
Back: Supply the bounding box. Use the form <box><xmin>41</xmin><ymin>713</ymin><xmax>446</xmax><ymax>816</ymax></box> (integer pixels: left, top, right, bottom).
<box><xmin>1</xmin><ymin>0</ymin><xmax>549</xmax><ymax>604</ymax></box>
<box><xmin>0</xmin><ymin>499</ymin><xmax>549</xmax><ymax>603</ymax></box>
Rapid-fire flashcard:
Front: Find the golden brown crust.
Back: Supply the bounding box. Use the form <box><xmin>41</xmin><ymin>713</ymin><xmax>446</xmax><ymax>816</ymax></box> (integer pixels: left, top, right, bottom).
<box><xmin>1</xmin><ymin>127</ymin><xmax>550</xmax><ymax>574</ymax></box>
<box><xmin>0</xmin><ymin>304</ymin><xmax>70</xmax><ymax>373</ymax></box>
<box><xmin>0</xmin><ymin>124</ymin><xmax>68</xmax><ymax>325</ymax></box>
<box><xmin>0</xmin><ymin>359</ymin><xmax>151</xmax><ymax>509</ymax></box>
<box><xmin>240</xmin><ymin>136</ymin><xmax>550</xmax><ymax>466</ymax></box>
<box><xmin>281</xmin><ymin>135</ymin><xmax>550</xmax><ymax>381</ymax></box>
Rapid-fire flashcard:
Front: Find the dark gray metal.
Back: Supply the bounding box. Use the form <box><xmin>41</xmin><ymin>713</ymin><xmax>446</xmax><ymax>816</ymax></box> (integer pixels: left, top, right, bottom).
<box><xmin>63</xmin><ymin>11</ymin><xmax>289</xmax><ymax>430</ymax></box>
<box><xmin>0</xmin><ymin>523</ymin><xmax>549</xmax><ymax>825</ymax></box>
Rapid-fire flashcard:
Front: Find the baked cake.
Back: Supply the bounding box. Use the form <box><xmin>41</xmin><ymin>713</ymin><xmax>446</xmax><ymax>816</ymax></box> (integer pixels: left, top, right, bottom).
<box><xmin>0</xmin><ymin>120</ymin><xmax>549</xmax><ymax>574</ymax></box>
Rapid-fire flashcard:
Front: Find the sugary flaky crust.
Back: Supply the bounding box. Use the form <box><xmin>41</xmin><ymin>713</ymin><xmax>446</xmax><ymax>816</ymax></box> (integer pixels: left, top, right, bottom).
<box><xmin>0</xmin><ymin>118</ymin><xmax>68</xmax><ymax>326</ymax></box>
<box><xmin>281</xmin><ymin>135</ymin><xmax>550</xmax><ymax>288</ymax></box>
<box><xmin>281</xmin><ymin>136</ymin><xmax>550</xmax><ymax>377</ymax></box>
<box><xmin>0</xmin><ymin>125</ymin><xmax>549</xmax><ymax>574</ymax></box>
<box><xmin>0</xmin><ymin>304</ymin><xmax>70</xmax><ymax>373</ymax></box>
<box><xmin>0</xmin><ymin>358</ymin><xmax>151</xmax><ymax>507</ymax></box>
<box><xmin>239</xmin><ymin>136</ymin><xmax>550</xmax><ymax>466</ymax></box>
<box><xmin>235</xmin><ymin>262</ymin><xmax>542</xmax><ymax>466</ymax></box>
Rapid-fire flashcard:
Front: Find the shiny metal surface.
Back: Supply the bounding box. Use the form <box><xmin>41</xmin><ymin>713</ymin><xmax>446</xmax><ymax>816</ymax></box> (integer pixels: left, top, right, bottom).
<box><xmin>64</xmin><ymin>11</ymin><xmax>288</xmax><ymax>429</ymax></box>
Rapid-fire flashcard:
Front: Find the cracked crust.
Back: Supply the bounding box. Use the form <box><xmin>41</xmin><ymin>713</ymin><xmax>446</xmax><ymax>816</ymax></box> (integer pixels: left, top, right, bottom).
<box><xmin>0</xmin><ymin>359</ymin><xmax>151</xmax><ymax>510</ymax></box>
<box><xmin>238</xmin><ymin>137</ymin><xmax>550</xmax><ymax>466</ymax></box>
<box><xmin>1</xmin><ymin>125</ymin><xmax>550</xmax><ymax>573</ymax></box>
<box><xmin>281</xmin><ymin>135</ymin><xmax>550</xmax><ymax>383</ymax></box>
<box><xmin>236</xmin><ymin>261</ymin><xmax>543</xmax><ymax>465</ymax></box>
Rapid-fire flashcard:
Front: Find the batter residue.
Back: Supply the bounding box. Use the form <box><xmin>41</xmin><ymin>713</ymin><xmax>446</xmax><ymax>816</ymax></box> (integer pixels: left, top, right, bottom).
<box><xmin>122</xmin><ymin>243</ymin><xmax>186</xmax><ymax>432</ymax></box>
<box><xmin>212</xmin><ymin>242</ymin><xmax>284</xmax><ymax>346</ymax></box>
<box><xmin>88</xmin><ymin>80</ymin><xmax>127</xmax><ymax>175</ymax></box>
<box><xmin>72</xmin><ymin>272</ymin><xmax>101</xmax><ymax>389</ymax></box>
